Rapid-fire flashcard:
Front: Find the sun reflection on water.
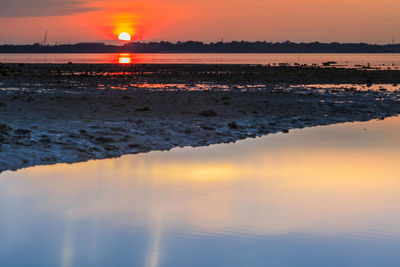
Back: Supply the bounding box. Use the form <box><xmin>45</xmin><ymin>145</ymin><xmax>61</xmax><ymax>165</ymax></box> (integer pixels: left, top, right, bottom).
<box><xmin>118</xmin><ymin>54</ymin><xmax>132</xmax><ymax>64</ymax></box>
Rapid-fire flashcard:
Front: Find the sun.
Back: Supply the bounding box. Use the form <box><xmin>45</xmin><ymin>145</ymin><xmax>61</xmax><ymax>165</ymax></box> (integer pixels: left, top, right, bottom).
<box><xmin>118</xmin><ymin>32</ymin><xmax>131</xmax><ymax>41</ymax></box>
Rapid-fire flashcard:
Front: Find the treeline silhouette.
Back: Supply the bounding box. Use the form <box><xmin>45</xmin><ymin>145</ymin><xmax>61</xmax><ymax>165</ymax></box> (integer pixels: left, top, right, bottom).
<box><xmin>1</xmin><ymin>41</ymin><xmax>400</xmax><ymax>53</ymax></box>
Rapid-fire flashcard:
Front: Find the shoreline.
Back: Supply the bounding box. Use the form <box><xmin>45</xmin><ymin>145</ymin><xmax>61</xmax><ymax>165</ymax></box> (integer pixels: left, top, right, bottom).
<box><xmin>1</xmin><ymin>64</ymin><xmax>400</xmax><ymax>173</ymax></box>
<box><xmin>3</xmin><ymin>64</ymin><xmax>400</xmax><ymax>85</ymax></box>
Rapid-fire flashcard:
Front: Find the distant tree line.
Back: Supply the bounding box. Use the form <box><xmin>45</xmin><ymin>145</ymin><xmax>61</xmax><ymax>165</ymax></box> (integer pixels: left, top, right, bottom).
<box><xmin>1</xmin><ymin>41</ymin><xmax>400</xmax><ymax>53</ymax></box>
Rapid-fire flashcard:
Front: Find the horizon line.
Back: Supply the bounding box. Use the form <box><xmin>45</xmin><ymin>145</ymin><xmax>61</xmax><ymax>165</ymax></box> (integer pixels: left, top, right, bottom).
<box><xmin>2</xmin><ymin>40</ymin><xmax>400</xmax><ymax>46</ymax></box>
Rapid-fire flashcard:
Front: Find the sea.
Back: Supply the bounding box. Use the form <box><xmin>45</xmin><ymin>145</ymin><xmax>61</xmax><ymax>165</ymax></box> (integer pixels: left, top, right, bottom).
<box><xmin>1</xmin><ymin>53</ymin><xmax>400</xmax><ymax>69</ymax></box>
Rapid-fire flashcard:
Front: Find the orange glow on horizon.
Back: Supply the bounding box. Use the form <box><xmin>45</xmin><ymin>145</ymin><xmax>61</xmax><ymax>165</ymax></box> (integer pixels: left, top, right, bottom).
<box><xmin>1</xmin><ymin>0</ymin><xmax>400</xmax><ymax>44</ymax></box>
<box><xmin>112</xmin><ymin>13</ymin><xmax>136</xmax><ymax>42</ymax></box>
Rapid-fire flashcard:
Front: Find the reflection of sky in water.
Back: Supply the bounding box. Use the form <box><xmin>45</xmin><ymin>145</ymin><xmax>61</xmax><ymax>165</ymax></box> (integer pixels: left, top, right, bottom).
<box><xmin>1</xmin><ymin>117</ymin><xmax>400</xmax><ymax>266</ymax></box>
<box><xmin>1</xmin><ymin>53</ymin><xmax>400</xmax><ymax>69</ymax></box>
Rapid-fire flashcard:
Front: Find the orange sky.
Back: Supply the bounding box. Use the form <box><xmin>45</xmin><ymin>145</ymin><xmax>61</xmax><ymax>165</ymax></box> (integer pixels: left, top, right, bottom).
<box><xmin>1</xmin><ymin>0</ymin><xmax>400</xmax><ymax>44</ymax></box>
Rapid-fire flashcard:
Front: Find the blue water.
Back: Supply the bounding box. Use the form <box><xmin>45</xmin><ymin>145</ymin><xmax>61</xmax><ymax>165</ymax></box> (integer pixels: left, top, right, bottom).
<box><xmin>1</xmin><ymin>117</ymin><xmax>400</xmax><ymax>266</ymax></box>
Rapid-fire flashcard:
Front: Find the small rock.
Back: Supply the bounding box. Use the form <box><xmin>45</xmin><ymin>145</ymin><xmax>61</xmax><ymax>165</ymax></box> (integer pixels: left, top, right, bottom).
<box><xmin>0</xmin><ymin>123</ymin><xmax>12</xmax><ymax>133</ymax></box>
<box><xmin>228</xmin><ymin>122</ymin><xmax>238</xmax><ymax>129</ymax></box>
<box><xmin>103</xmin><ymin>144</ymin><xmax>118</xmax><ymax>151</ymax></box>
<box><xmin>282</xmin><ymin>129</ymin><xmax>289</xmax><ymax>133</ymax></box>
<box><xmin>184</xmin><ymin>129</ymin><xmax>194</xmax><ymax>134</ymax></box>
<box><xmin>14</xmin><ymin>129</ymin><xmax>31</xmax><ymax>135</ymax></box>
<box><xmin>79</xmin><ymin>129</ymin><xmax>89</xmax><ymax>136</ymax></box>
<box><xmin>128</xmin><ymin>143</ymin><xmax>140</xmax><ymax>148</ymax></box>
<box><xmin>95</xmin><ymin>136</ymin><xmax>115</xmax><ymax>143</ymax></box>
<box><xmin>40</xmin><ymin>137</ymin><xmax>51</xmax><ymax>143</ymax></box>
<box><xmin>199</xmin><ymin>110</ymin><xmax>218</xmax><ymax>117</ymax></box>
<box><xmin>201</xmin><ymin>125</ymin><xmax>215</xmax><ymax>131</ymax></box>
<box><xmin>136</xmin><ymin>107</ymin><xmax>151</xmax><ymax>112</ymax></box>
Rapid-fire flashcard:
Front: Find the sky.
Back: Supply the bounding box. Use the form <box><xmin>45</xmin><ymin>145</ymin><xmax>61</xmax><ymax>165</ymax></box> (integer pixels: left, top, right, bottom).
<box><xmin>0</xmin><ymin>0</ymin><xmax>400</xmax><ymax>44</ymax></box>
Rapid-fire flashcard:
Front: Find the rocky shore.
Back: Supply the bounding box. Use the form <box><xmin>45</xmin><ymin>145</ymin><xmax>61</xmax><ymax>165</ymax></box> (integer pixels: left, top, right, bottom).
<box><xmin>1</xmin><ymin>63</ymin><xmax>400</xmax><ymax>172</ymax></box>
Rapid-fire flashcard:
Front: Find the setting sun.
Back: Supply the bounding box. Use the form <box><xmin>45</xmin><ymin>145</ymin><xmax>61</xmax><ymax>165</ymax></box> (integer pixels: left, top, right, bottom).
<box><xmin>118</xmin><ymin>32</ymin><xmax>131</xmax><ymax>41</ymax></box>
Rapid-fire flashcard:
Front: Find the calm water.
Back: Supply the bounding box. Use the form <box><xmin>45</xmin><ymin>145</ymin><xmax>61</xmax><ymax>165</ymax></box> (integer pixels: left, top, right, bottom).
<box><xmin>1</xmin><ymin>117</ymin><xmax>400</xmax><ymax>266</ymax></box>
<box><xmin>1</xmin><ymin>53</ymin><xmax>400</xmax><ymax>68</ymax></box>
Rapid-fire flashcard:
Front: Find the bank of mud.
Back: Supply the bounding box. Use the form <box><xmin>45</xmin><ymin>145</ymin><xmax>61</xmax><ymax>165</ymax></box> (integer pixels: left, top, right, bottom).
<box><xmin>1</xmin><ymin>64</ymin><xmax>400</xmax><ymax>172</ymax></box>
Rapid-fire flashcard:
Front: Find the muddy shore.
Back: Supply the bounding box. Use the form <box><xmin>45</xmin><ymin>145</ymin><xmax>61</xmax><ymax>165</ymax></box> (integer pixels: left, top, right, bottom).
<box><xmin>2</xmin><ymin>63</ymin><xmax>400</xmax><ymax>85</ymax></box>
<box><xmin>1</xmin><ymin>63</ymin><xmax>400</xmax><ymax>173</ymax></box>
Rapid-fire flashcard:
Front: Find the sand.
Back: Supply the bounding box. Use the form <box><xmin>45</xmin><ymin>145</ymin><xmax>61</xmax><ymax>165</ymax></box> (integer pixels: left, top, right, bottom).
<box><xmin>1</xmin><ymin>63</ymin><xmax>400</xmax><ymax>172</ymax></box>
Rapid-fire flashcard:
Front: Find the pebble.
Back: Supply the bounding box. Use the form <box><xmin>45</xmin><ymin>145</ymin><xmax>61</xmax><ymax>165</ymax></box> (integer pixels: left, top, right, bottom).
<box><xmin>0</xmin><ymin>123</ymin><xmax>12</xmax><ymax>134</ymax></box>
<box><xmin>199</xmin><ymin>110</ymin><xmax>218</xmax><ymax>117</ymax></box>
<box><xmin>228</xmin><ymin>122</ymin><xmax>238</xmax><ymax>129</ymax></box>
<box><xmin>136</xmin><ymin>107</ymin><xmax>152</xmax><ymax>112</ymax></box>
<box><xmin>14</xmin><ymin>129</ymin><xmax>31</xmax><ymax>135</ymax></box>
<box><xmin>95</xmin><ymin>137</ymin><xmax>115</xmax><ymax>143</ymax></box>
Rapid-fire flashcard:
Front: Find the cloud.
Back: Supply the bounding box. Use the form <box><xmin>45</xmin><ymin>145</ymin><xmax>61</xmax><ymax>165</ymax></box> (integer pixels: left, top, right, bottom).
<box><xmin>0</xmin><ymin>0</ymin><xmax>97</xmax><ymax>17</ymax></box>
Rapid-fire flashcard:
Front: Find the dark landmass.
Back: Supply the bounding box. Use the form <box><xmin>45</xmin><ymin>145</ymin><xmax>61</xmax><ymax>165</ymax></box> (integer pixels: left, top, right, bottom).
<box><xmin>1</xmin><ymin>41</ymin><xmax>400</xmax><ymax>53</ymax></box>
<box><xmin>1</xmin><ymin>63</ymin><xmax>400</xmax><ymax>173</ymax></box>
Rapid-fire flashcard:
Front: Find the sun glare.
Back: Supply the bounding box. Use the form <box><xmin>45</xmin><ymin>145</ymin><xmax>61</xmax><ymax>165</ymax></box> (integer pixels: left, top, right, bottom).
<box><xmin>118</xmin><ymin>32</ymin><xmax>131</xmax><ymax>41</ymax></box>
<box><xmin>119</xmin><ymin>54</ymin><xmax>132</xmax><ymax>64</ymax></box>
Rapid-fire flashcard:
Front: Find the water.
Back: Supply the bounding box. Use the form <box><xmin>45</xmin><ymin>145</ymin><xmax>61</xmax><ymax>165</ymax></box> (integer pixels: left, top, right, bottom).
<box><xmin>1</xmin><ymin>53</ymin><xmax>400</xmax><ymax>68</ymax></box>
<box><xmin>1</xmin><ymin>117</ymin><xmax>400</xmax><ymax>266</ymax></box>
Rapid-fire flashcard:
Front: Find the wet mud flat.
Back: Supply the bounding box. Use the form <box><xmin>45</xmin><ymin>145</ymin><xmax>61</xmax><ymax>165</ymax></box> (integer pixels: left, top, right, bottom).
<box><xmin>1</xmin><ymin>63</ymin><xmax>400</xmax><ymax>172</ymax></box>
<box><xmin>2</xmin><ymin>63</ymin><xmax>400</xmax><ymax>85</ymax></box>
